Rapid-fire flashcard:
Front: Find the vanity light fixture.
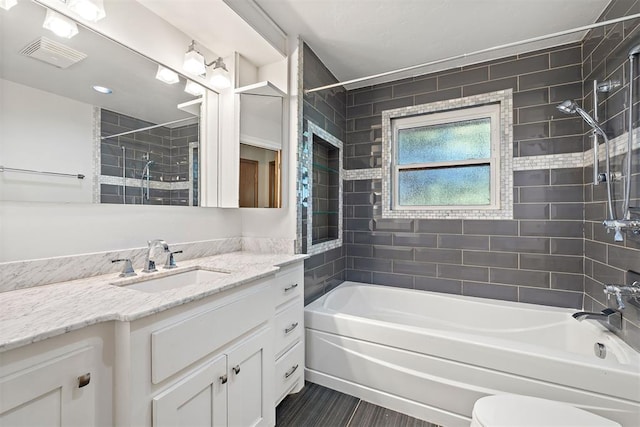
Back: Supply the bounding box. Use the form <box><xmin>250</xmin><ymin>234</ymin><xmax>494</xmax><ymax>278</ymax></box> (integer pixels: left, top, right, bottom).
<box><xmin>183</xmin><ymin>40</ymin><xmax>206</xmax><ymax>76</ymax></box>
<box><xmin>155</xmin><ymin>65</ymin><xmax>179</xmax><ymax>84</ymax></box>
<box><xmin>67</xmin><ymin>0</ymin><xmax>105</xmax><ymax>22</ymax></box>
<box><xmin>0</xmin><ymin>0</ymin><xmax>18</xmax><ymax>11</ymax></box>
<box><xmin>210</xmin><ymin>57</ymin><xmax>231</xmax><ymax>89</ymax></box>
<box><xmin>181</xmin><ymin>40</ymin><xmax>231</xmax><ymax>90</ymax></box>
<box><xmin>184</xmin><ymin>80</ymin><xmax>205</xmax><ymax>96</ymax></box>
<box><xmin>92</xmin><ymin>85</ymin><xmax>112</xmax><ymax>94</ymax></box>
<box><xmin>42</xmin><ymin>9</ymin><xmax>79</xmax><ymax>39</ymax></box>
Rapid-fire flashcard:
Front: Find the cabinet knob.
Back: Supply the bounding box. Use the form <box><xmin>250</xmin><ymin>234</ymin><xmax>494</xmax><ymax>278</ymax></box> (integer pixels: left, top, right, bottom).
<box><xmin>232</xmin><ymin>365</ymin><xmax>241</xmax><ymax>375</ymax></box>
<box><xmin>284</xmin><ymin>322</ymin><xmax>299</xmax><ymax>334</ymax></box>
<box><xmin>284</xmin><ymin>364</ymin><xmax>299</xmax><ymax>379</ymax></box>
<box><xmin>284</xmin><ymin>283</ymin><xmax>298</xmax><ymax>292</ymax></box>
<box><xmin>220</xmin><ymin>374</ymin><xmax>228</xmax><ymax>384</ymax></box>
<box><xmin>77</xmin><ymin>373</ymin><xmax>91</xmax><ymax>388</ymax></box>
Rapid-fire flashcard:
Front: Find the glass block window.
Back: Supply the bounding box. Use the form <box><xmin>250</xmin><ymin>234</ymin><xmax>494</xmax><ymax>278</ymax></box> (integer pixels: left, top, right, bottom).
<box><xmin>391</xmin><ymin>104</ymin><xmax>501</xmax><ymax>210</ymax></box>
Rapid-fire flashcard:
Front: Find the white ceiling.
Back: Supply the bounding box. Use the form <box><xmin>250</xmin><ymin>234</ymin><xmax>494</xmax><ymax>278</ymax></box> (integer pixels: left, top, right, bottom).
<box><xmin>136</xmin><ymin>0</ymin><xmax>285</xmax><ymax>68</ymax></box>
<box><xmin>255</xmin><ymin>0</ymin><xmax>612</xmax><ymax>88</ymax></box>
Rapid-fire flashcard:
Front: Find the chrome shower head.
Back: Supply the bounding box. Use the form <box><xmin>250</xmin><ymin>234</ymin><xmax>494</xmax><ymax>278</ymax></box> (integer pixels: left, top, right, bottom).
<box><xmin>556</xmin><ymin>100</ymin><xmax>606</xmax><ymax>136</ymax></box>
<box><xmin>556</xmin><ymin>100</ymin><xmax>577</xmax><ymax>114</ymax></box>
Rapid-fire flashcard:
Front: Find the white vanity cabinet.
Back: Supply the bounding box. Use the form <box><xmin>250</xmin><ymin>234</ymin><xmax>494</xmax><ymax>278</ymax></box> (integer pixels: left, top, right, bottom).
<box><xmin>123</xmin><ymin>278</ymin><xmax>277</xmax><ymax>427</ymax></box>
<box><xmin>0</xmin><ymin>324</ymin><xmax>114</xmax><ymax>426</ymax></box>
<box><xmin>152</xmin><ymin>326</ymin><xmax>272</xmax><ymax>427</ymax></box>
<box><xmin>272</xmin><ymin>263</ymin><xmax>305</xmax><ymax>405</ymax></box>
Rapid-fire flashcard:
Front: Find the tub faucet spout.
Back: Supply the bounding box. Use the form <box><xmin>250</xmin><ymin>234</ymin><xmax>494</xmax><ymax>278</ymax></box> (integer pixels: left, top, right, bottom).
<box><xmin>572</xmin><ymin>308</ymin><xmax>622</xmax><ymax>331</ymax></box>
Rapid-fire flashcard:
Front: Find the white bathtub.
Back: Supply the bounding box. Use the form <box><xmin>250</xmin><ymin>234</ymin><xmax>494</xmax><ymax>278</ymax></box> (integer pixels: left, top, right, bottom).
<box><xmin>304</xmin><ymin>282</ymin><xmax>640</xmax><ymax>427</ymax></box>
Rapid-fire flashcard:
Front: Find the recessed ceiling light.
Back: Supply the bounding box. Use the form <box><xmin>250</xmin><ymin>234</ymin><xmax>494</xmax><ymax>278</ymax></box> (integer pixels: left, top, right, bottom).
<box><xmin>92</xmin><ymin>85</ymin><xmax>112</xmax><ymax>94</ymax></box>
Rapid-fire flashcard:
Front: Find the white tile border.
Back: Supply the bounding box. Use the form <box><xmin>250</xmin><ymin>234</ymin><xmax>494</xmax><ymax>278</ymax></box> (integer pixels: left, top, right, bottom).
<box><xmin>379</xmin><ymin>89</ymin><xmax>513</xmax><ymax>220</ymax></box>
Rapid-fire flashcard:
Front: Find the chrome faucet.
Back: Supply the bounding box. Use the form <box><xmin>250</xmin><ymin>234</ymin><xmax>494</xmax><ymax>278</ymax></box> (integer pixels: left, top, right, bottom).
<box><xmin>572</xmin><ymin>308</ymin><xmax>622</xmax><ymax>331</ymax></box>
<box><xmin>603</xmin><ymin>281</ymin><xmax>640</xmax><ymax>310</ymax></box>
<box><xmin>143</xmin><ymin>239</ymin><xmax>170</xmax><ymax>273</ymax></box>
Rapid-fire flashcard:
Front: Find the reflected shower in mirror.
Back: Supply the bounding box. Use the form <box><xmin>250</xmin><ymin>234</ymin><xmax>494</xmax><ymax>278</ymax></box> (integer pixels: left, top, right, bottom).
<box><xmin>0</xmin><ymin>0</ymin><xmax>209</xmax><ymax>206</ymax></box>
<box><xmin>304</xmin><ymin>121</ymin><xmax>343</xmax><ymax>255</ymax></box>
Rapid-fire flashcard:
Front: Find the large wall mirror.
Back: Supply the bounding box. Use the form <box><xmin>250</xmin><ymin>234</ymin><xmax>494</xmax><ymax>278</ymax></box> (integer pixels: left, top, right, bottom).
<box><xmin>0</xmin><ymin>0</ymin><xmax>213</xmax><ymax>206</ymax></box>
<box><xmin>303</xmin><ymin>121</ymin><xmax>343</xmax><ymax>255</ymax></box>
<box><xmin>237</xmin><ymin>83</ymin><xmax>284</xmax><ymax>208</ymax></box>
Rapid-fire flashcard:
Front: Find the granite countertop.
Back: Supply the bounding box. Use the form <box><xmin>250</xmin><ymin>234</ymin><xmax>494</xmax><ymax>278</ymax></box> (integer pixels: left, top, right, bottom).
<box><xmin>0</xmin><ymin>251</ymin><xmax>306</xmax><ymax>353</ymax></box>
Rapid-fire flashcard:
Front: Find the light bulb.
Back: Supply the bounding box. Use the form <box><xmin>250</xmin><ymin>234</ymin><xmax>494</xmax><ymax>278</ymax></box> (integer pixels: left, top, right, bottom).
<box><xmin>155</xmin><ymin>65</ymin><xmax>179</xmax><ymax>84</ymax></box>
<box><xmin>42</xmin><ymin>9</ymin><xmax>79</xmax><ymax>39</ymax></box>
<box><xmin>0</xmin><ymin>0</ymin><xmax>18</xmax><ymax>11</ymax></box>
<box><xmin>184</xmin><ymin>80</ymin><xmax>205</xmax><ymax>96</ymax></box>
<box><xmin>183</xmin><ymin>49</ymin><xmax>206</xmax><ymax>76</ymax></box>
<box><xmin>67</xmin><ymin>0</ymin><xmax>105</xmax><ymax>22</ymax></box>
<box><xmin>210</xmin><ymin>58</ymin><xmax>231</xmax><ymax>89</ymax></box>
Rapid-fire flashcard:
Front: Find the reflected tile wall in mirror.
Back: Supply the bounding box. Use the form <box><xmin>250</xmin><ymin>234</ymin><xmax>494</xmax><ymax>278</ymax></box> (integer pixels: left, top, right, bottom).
<box><xmin>100</xmin><ymin>109</ymin><xmax>199</xmax><ymax>206</ymax></box>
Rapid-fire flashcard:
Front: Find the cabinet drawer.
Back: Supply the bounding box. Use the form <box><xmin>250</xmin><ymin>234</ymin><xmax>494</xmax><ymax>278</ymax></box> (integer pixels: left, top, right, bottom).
<box><xmin>151</xmin><ymin>283</ymin><xmax>271</xmax><ymax>384</ymax></box>
<box><xmin>0</xmin><ymin>346</ymin><xmax>94</xmax><ymax>424</ymax></box>
<box><xmin>275</xmin><ymin>342</ymin><xmax>304</xmax><ymax>404</ymax></box>
<box><xmin>275</xmin><ymin>300</ymin><xmax>303</xmax><ymax>358</ymax></box>
<box><xmin>274</xmin><ymin>264</ymin><xmax>303</xmax><ymax>307</ymax></box>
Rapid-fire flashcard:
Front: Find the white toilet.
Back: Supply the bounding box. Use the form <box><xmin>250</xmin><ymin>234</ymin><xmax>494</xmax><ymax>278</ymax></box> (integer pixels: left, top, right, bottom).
<box><xmin>470</xmin><ymin>394</ymin><xmax>621</xmax><ymax>427</ymax></box>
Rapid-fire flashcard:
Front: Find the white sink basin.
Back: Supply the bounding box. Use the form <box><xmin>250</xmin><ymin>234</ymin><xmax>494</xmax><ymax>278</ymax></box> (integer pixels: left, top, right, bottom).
<box><xmin>118</xmin><ymin>269</ymin><xmax>230</xmax><ymax>293</ymax></box>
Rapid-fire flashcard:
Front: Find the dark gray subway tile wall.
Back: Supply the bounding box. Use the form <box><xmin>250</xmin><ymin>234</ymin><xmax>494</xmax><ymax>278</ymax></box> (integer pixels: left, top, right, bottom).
<box><xmin>341</xmin><ymin>41</ymin><xmax>587</xmax><ymax>309</ymax></box>
<box><xmin>302</xmin><ymin>43</ymin><xmax>347</xmax><ymax>301</ymax></box>
<box><xmin>343</xmin><ymin>177</ymin><xmax>584</xmax><ymax>307</ymax></box>
<box><xmin>345</xmin><ymin>42</ymin><xmax>584</xmax><ymax>169</ymax></box>
<box><xmin>582</xmin><ymin>0</ymin><xmax>640</xmax><ymax>351</ymax></box>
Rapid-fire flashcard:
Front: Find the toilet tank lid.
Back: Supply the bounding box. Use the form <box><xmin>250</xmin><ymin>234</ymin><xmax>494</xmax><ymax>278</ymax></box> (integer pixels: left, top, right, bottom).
<box><xmin>472</xmin><ymin>395</ymin><xmax>621</xmax><ymax>427</ymax></box>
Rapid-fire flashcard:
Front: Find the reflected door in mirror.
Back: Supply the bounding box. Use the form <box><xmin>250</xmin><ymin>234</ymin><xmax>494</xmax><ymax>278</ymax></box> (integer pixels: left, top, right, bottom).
<box><xmin>240</xmin><ymin>159</ymin><xmax>259</xmax><ymax>207</ymax></box>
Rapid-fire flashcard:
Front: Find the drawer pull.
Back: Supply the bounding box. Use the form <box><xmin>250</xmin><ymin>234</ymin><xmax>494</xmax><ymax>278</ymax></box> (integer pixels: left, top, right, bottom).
<box><xmin>284</xmin><ymin>283</ymin><xmax>298</xmax><ymax>292</ymax></box>
<box><xmin>220</xmin><ymin>374</ymin><xmax>228</xmax><ymax>384</ymax></box>
<box><xmin>284</xmin><ymin>322</ymin><xmax>299</xmax><ymax>334</ymax></box>
<box><xmin>284</xmin><ymin>364</ymin><xmax>299</xmax><ymax>379</ymax></box>
<box><xmin>232</xmin><ymin>365</ymin><xmax>241</xmax><ymax>375</ymax></box>
<box><xmin>77</xmin><ymin>373</ymin><xmax>91</xmax><ymax>388</ymax></box>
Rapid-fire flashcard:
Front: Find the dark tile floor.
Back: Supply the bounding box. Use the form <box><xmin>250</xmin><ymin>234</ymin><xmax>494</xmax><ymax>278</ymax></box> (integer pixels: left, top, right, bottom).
<box><xmin>276</xmin><ymin>382</ymin><xmax>440</xmax><ymax>427</ymax></box>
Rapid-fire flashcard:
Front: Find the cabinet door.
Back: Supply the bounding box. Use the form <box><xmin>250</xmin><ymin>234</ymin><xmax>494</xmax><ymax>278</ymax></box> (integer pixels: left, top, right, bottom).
<box><xmin>0</xmin><ymin>347</ymin><xmax>94</xmax><ymax>427</ymax></box>
<box><xmin>227</xmin><ymin>328</ymin><xmax>274</xmax><ymax>427</ymax></box>
<box><xmin>153</xmin><ymin>354</ymin><xmax>227</xmax><ymax>427</ymax></box>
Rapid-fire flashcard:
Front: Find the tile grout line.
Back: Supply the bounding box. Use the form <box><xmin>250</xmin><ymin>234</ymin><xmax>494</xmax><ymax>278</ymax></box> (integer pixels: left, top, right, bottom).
<box><xmin>345</xmin><ymin>399</ymin><xmax>362</xmax><ymax>427</ymax></box>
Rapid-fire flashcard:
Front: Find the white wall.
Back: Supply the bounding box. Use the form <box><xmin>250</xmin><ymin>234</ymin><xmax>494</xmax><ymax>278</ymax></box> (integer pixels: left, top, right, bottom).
<box><xmin>0</xmin><ymin>79</ymin><xmax>94</xmax><ymax>203</ymax></box>
<box><xmin>0</xmin><ymin>202</ymin><xmax>241</xmax><ymax>262</ymax></box>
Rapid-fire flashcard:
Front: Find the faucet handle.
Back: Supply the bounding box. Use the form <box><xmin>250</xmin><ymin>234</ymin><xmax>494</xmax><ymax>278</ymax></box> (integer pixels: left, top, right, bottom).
<box><xmin>164</xmin><ymin>250</ymin><xmax>183</xmax><ymax>269</ymax></box>
<box><xmin>112</xmin><ymin>258</ymin><xmax>137</xmax><ymax>277</ymax></box>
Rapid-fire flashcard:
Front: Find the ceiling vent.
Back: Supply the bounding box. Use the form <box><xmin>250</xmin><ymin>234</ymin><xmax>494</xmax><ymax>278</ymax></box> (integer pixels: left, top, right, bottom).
<box><xmin>20</xmin><ymin>37</ymin><xmax>87</xmax><ymax>69</ymax></box>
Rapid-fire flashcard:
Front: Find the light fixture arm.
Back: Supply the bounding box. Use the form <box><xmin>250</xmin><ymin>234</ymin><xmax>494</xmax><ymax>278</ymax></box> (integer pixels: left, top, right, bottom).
<box><xmin>206</xmin><ymin>57</ymin><xmax>228</xmax><ymax>71</ymax></box>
